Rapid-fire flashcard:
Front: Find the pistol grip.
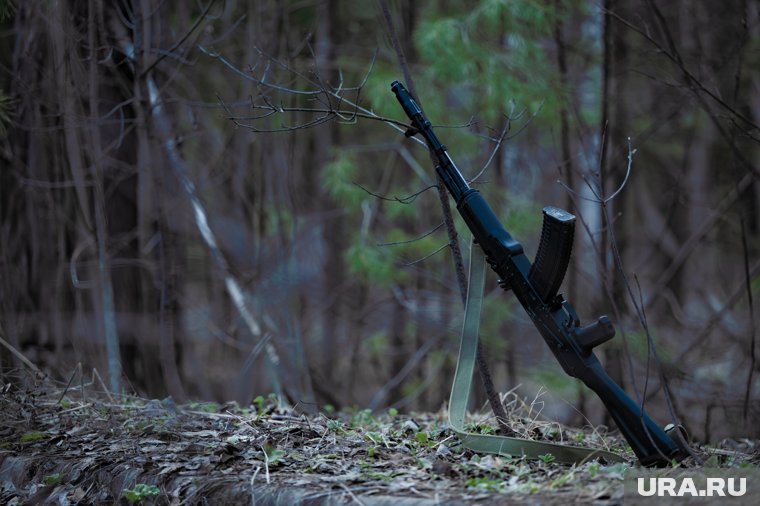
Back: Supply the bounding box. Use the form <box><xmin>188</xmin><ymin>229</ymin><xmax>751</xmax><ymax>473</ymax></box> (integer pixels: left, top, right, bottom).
<box><xmin>528</xmin><ymin>206</ymin><xmax>575</xmax><ymax>303</ymax></box>
<box><xmin>573</xmin><ymin>315</ymin><xmax>615</xmax><ymax>351</ymax></box>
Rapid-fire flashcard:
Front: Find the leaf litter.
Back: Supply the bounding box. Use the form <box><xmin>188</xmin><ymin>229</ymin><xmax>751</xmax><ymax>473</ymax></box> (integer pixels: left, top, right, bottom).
<box><xmin>0</xmin><ymin>372</ymin><xmax>757</xmax><ymax>505</ymax></box>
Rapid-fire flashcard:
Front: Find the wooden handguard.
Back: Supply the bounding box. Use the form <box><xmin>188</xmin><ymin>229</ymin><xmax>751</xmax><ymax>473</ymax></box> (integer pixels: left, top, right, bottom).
<box><xmin>528</xmin><ymin>206</ymin><xmax>575</xmax><ymax>303</ymax></box>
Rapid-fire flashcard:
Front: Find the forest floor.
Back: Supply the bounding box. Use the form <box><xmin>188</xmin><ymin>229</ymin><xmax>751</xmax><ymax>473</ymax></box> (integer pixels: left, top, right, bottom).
<box><xmin>1</xmin><ymin>372</ymin><xmax>758</xmax><ymax>505</ymax></box>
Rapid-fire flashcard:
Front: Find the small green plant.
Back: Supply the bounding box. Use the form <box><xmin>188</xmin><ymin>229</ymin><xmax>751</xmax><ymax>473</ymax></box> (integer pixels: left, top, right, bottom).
<box><xmin>573</xmin><ymin>432</ymin><xmax>585</xmax><ymax>443</ymax></box>
<box><xmin>251</xmin><ymin>393</ymin><xmax>283</xmax><ymax>414</ymax></box>
<box><xmin>549</xmin><ymin>470</ymin><xmax>574</xmax><ymax>488</ymax></box>
<box><xmin>414</xmin><ymin>456</ymin><xmax>433</xmax><ymax>470</ymax></box>
<box><xmin>523</xmin><ymin>480</ymin><xmax>542</xmax><ymax>494</ymax></box>
<box><xmin>478</xmin><ymin>423</ymin><xmax>496</xmax><ymax>435</ymax></box>
<box><xmin>188</xmin><ymin>401</ymin><xmax>218</xmax><ymax>413</ymax></box>
<box><xmin>253</xmin><ymin>395</ymin><xmax>278</xmax><ymax>416</ymax></box>
<box><xmin>121</xmin><ymin>397</ymin><xmax>144</xmax><ymax>407</ymax></box>
<box><xmin>42</xmin><ymin>473</ymin><xmax>63</xmax><ymax>486</ymax></box>
<box><xmin>465</xmin><ymin>476</ymin><xmax>503</xmax><ymax>491</ymax></box>
<box><xmin>122</xmin><ymin>483</ymin><xmax>160</xmax><ymax>503</ymax></box>
<box><xmin>263</xmin><ymin>444</ymin><xmax>285</xmax><ymax>466</ymax></box>
<box><xmin>349</xmin><ymin>408</ymin><xmax>375</xmax><ymax>427</ymax></box>
<box><xmin>539</xmin><ymin>453</ymin><xmax>556</xmax><ymax>464</ymax></box>
<box><xmin>19</xmin><ymin>431</ymin><xmax>48</xmax><ymax>443</ymax></box>
<box><xmin>364</xmin><ymin>470</ymin><xmax>392</xmax><ymax>481</ymax></box>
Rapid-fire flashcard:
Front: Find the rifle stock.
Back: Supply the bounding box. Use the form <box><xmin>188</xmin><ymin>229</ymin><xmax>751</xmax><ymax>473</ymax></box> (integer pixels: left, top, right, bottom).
<box><xmin>391</xmin><ymin>80</ymin><xmax>685</xmax><ymax>466</ymax></box>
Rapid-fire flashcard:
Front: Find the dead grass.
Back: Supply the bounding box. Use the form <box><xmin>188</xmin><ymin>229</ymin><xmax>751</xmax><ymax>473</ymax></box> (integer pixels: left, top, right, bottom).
<box><xmin>0</xmin><ymin>371</ymin><xmax>756</xmax><ymax>505</ymax></box>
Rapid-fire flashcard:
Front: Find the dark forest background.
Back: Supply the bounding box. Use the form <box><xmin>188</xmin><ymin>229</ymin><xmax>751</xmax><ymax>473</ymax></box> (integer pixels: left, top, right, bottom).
<box><xmin>0</xmin><ymin>0</ymin><xmax>758</xmax><ymax>444</ymax></box>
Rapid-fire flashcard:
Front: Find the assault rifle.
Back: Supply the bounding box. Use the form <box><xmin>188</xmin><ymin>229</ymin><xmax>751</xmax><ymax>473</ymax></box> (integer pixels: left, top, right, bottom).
<box><xmin>391</xmin><ymin>80</ymin><xmax>685</xmax><ymax>467</ymax></box>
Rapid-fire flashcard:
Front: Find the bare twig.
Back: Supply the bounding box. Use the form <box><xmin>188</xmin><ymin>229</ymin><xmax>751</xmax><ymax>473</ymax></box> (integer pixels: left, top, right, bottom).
<box><xmin>91</xmin><ymin>368</ymin><xmax>115</xmax><ymax>404</ymax></box>
<box><xmin>368</xmin><ymin>336</ymin><xmax>438</xmax><ymax>409</ymax></box>
<box><xmin>741</xmin><ymin>218</ymin><xmax>756</xmax><ymax>422</ymax></box>
<box><xmin>606</xmin><ymin>6</ymin><xmax>760</xmax><ymax>134</ymax></box>
<box><xmin>0</xmin><ymin>327</ymin><xmax>42</xmax><ymax>375</ymax></box>
<box><xmin>603</xmin><ymin>138</ymin><xmax>635</xmax><ymax>203</ymax></box>
<box><xmin>637</xmin><ymin>257</ymin><xmax>760</xmax><ymax>402</ymax></box>
<box><xmin>402</xmin><ymin>243</ymin><xmax>449</xmax><ymax>267</ymax></box>
<box><xmin>468</xmin><ymin>113</ymin><xmax>512</xmax><ymax>184</ymax></box>
<box><xmin>353</xmin><ymin>182</ymin><xmax>438</xmax><ymax>205</ymax></box>
<box><xmin>556</xmin><ymin>137</ymin><xmax>636</xmax><ymax>205</ymax></box>
<box><xmin>378</xmin><ymin>221</ymin><xmax>444</xmax><ymax>247</ymax></box>
<box><xmin>644</xmin><ymin>171</ymin><xmax>755</xmax><ymax>310</ymax></box>
<box><xmin>140</xmin><ymin>0</ymin><xmax>217</xmax><ymax>77</ymax></box>
<box><xmin>338</xmin><ymin>483</ymin><xmax>368</xmax><ymax>506</ymax></box>
<box><xmin>220</xmin><ymin>98</ymin><xmax>415</xmax><ymax>132</ymax></box>
<box><xmin>260</xmin><ymin>445</ymin><xmax>271</xmax><ymax>484</ymax></box>
<box><xmin>250</xmin><ymin>466</ymin><xmax>260</xmax><ymax>506</ymax></box>
<box><xmin>57</xmin><ymin>363</ymin><xmax>83</xmax><ymax>404</ymax></box>
<box><xmin>197</xmin><ymin>44</ymin><xmax>427</xmax><ymax>147</ymax></box>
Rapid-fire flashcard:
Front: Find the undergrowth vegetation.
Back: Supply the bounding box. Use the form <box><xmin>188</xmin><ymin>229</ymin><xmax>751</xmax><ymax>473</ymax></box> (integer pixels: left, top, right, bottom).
<box><xmin>1</xmin><ymin>373</ymin><xmax>757</xmax><ymax>504</ymax></box>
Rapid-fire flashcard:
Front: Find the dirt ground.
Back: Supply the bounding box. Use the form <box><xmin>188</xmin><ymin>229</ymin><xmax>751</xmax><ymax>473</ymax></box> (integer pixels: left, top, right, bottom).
<box><xmin>1</xmin><ymin>372</ymin><xmax>757</xmax><ymax>505</ymax></box>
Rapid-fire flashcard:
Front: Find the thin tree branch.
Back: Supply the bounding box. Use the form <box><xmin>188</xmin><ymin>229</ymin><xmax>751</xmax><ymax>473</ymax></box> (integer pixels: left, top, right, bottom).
<box><xmin>606</xmin><ymin>6</ymin><xmax>760</xmax><ymax>133</ymax></box>
<box><xmin>0</xmin><ymin>325</ymin><xmax>43</xmax><ymax>375</ymax></box>
<box><xmin>644</xmin><ymin>171</ymin><xmax>755</xmax><ymax>310</ymax></box>
<box><xmin>140</xmin><ymin>0</ymin><xmax>217</xmax><ymax>77</ymax></box>
<box><xmin>402</xmin><ymin>243</ymin><xmax>449</xmax><ymax>267</ymax></box>
<box><xmin>468</xmin><ymin>112</ymin><xmax>512</xmax><ymax>184</ymax></box>
<box><xmin>378</xmin><ymin>221</ymin><xmax>444</xmax><ymax>247</ymax></box>
<box><xmin>353</xmin><ymin>182</ymin><xmax>438</xmax><ymax>205</ymax></box>
<box><xmin>197</xmin><ymin>43</ymin><xmax>427</xmax><ymax>146</ymax></box>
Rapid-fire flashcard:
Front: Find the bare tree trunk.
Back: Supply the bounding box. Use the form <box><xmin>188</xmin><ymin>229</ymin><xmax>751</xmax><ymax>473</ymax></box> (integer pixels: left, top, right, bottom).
<box><xmin>413</xmin><ymin>271</ymin><xmax>428</xmax><ymax>409</ymax></box>
<box><xmin>553</xmin><ymin>0</ymin><xmax>587</xmax><ymax>423</ymax></box>
<box><xmin>388</xmin><ymin>296</ymin><xmax>408</xmax><ymax>405</ymax></box>
<box><xmin>315</xmin><ymin>0</ymin><xmax>346</xmax><ymax>398</ymax></box>
<box><xmin>599</xmin><ymin>0</ymin><xmax>626</xmax><ymax>428</ymax></box>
